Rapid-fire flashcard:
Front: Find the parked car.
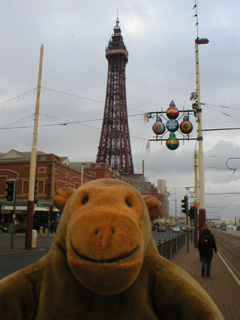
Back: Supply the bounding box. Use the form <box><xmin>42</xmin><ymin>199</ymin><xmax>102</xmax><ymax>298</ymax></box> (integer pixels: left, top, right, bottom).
<box><xmin>158</xmin><ymin>226</ymin><xmax>166</xmax><ymax>232</ymax></box>
<box><xmin>0</xmin><ymin>226</ymin><xmax>8</xmax><ymax>233</ymax></box>
<box><xmin>173</xmin><ymin>226</ymin><xmax>181</xmax><ymax>233</ymax></box>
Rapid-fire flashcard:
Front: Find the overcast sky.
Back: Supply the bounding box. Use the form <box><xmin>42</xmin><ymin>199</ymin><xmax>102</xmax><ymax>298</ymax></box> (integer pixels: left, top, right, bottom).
<box><xmin>0</xmin><ymin>0</ymin><xmax>239</xmax><ymax>221</ymax></box>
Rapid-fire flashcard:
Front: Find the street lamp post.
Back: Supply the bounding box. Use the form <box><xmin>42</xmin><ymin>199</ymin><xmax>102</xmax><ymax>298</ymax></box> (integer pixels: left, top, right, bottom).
<box><xmin>195</xmin><ymin>37</ymin><xmax>209</xmax><ymax>235</ymax></box>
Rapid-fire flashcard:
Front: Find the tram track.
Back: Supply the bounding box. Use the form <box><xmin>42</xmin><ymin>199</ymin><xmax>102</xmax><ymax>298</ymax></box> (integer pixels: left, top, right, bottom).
<box><xmin>212</xmin><ymin>230</ymin><xmax>240</xmax><ymax>282</ymax></box>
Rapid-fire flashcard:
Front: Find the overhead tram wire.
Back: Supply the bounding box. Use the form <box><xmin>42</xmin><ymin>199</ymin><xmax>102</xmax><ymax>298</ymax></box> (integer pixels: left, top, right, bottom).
<box><xmin>203</xmin><ymin>104</ymin><xmax>240</xmax><ymax>122</ymax></box>
<box><xmin>203</xmin><ymin>127</ymin><xmax>240</xmax><ymax>132</ymax></box>
<box><xmin>202</xmin><ymin>103</ymin><xmax>240</xmax><ymax>131</ymax></box>
<box><xmin>202</xmin><ymin>102</ymin><xmax>240</xmax><ymax>110</ymax></box>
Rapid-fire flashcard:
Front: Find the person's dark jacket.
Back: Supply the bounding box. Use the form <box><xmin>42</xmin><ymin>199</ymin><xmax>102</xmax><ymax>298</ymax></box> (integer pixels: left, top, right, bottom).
<box><xmin>198</xmin><ymin>229</ymin><xmax>217</xmax><ymax>259</ymax></box>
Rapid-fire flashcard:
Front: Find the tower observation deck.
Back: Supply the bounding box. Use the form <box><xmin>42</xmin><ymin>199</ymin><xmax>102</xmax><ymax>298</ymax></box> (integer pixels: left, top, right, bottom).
<box><xmin>96</xmin><ymin>18</ymin><xmax>134</xmax><ymax>175</ymax></box>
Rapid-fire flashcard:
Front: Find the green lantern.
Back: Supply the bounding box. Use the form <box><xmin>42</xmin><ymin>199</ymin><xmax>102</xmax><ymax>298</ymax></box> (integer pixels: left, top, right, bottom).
<box><xmin>166</xmin><ymin>133</ymin><xmax>179</xmax><ymax>150</ymax></box>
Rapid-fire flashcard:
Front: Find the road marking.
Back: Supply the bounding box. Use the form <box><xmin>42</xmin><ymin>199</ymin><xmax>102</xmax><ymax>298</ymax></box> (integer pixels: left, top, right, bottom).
<box><xmin>217</xmin><ymin>252</ymin><xmax>240</xmax><ymax>286</ymax></box>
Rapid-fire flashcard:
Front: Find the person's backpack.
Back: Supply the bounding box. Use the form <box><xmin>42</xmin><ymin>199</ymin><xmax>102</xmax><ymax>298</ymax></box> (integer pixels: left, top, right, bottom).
<box><xmin>200</xmin><ymin>234</ymin><xmax>211</xmax><ymax>248</ymax></box>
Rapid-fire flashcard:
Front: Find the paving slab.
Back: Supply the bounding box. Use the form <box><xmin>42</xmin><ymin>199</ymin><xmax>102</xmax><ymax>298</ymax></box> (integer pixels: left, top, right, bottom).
<box><xmin>172</xmin><ymin>241</ymin><xmax>240</xmax><ymax>320</ymax></box>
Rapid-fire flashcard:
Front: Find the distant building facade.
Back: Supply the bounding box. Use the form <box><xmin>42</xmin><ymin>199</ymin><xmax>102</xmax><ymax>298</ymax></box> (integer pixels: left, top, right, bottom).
<box><xmin>0</xmin><ymin>150</ymin><xmax>132</xmax><ymax>231</ymax></box>
<box><xmin>0</xmin><ymin>150</ymin><xmax>166</xmax><ymax>232</ymax></box>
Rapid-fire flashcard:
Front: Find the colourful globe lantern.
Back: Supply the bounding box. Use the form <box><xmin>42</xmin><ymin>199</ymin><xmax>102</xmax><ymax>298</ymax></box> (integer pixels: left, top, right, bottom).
<box><xmin>166</xmin><ymin>100</ymin><xmax>179</xmax><ymax>119</ymax></box>
<box><xmin>152</xmin><ymin>117</ymin><xmax>166</xmax><ymax>135</ymax></box>
<box><xmin>180</xmin><ymin>116</ymin><xmax>193</xmax><ymax>134</ymax></box>
<box><xmin>166</xmin><ymin>133</ymin><xmax>179</xmax><ymax>150</ymax></box>
<box><xmin>166</xmin><ymin>119</ymin><xmax>179</xmax><ymax>132</ymax></box>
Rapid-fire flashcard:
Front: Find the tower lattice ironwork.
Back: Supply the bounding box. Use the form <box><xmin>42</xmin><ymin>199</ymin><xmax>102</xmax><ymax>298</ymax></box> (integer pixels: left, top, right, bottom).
<box><xmin>96</xmin><ymin>18</ymin><xmax>134</xmax><ymax>174</ymax></box>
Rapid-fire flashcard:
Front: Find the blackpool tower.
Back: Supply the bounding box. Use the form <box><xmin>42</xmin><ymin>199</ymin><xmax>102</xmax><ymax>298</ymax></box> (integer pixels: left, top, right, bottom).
<box><xmin>96</xmin><ymin>18</ymin><xmax>134</xmax><ymax>174</ymax></box>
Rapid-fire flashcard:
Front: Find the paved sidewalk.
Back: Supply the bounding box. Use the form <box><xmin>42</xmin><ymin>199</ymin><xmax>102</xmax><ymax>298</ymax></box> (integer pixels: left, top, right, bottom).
<box><xmin>0</xmin><ymin>247</ymin><xmax>44</xmax><ymax>256</ymax></box>
<box><xmin>0</xmin><ymin>233</ymin><xmax>55</xmax><ymax>257</ymax></box>
<box><xmin>172</xmin><ymin>241</ymin><xmax>240</xmax><ymax>320</ymax></box>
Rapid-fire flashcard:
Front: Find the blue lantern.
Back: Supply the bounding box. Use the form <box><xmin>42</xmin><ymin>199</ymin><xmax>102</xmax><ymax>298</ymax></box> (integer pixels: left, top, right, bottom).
<box><xmin>166</xmin><ymin>119</ymin><xmax>179</xmax><ymax>132</ymax></box>
<box><xmin>152</xmin><ymin>117</ymin><xmax>166</xmax><ymax>135</ymax></box>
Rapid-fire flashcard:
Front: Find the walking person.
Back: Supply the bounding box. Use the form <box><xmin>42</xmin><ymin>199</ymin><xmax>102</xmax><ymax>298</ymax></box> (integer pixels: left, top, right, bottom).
<box><xmin>198</xmin><ymin>224</ymin><xmax>218</xmax><ymax>277</ymax></box>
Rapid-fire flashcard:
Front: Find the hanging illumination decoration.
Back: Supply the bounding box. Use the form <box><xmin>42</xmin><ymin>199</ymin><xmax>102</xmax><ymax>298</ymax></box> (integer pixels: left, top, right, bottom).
<box><xmin>166</xmin><ymin>119</ymin><xmax>179</xmax><ymax>132</ymax></box>
<box><xmin>180</xmin><ymin>116</ymin><xmax>193</xmax><ymax>134</ymax></box>
<box><xmin>166</xmin><ymin>100</ymin><xmax>179</xmax><ymax>119</ymax></box>
<box><xmin>152</xmin><ymin>117</ymin><xmax>166</xmax><ymax>135</ymax></box>
<box><xmin>166</xmin><ymin>133</ymin><xmax>179</xmax><ymax>150</ymax></box>
<box><xmin>147</xmin><ymin>100</ymin><xmax>195</xmax><ymax>151</ymax></box>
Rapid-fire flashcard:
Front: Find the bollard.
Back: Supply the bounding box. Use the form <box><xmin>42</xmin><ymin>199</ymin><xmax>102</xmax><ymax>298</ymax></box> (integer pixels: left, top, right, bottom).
<box><xmin>39</xmin><ymin>226</ymin><xmax>43</xmax><ymax>237</ymax></box>
<box><xmin>32</xmin><ymin>230</ymin><xmax>37</xmax><ymax>248</ymax></box>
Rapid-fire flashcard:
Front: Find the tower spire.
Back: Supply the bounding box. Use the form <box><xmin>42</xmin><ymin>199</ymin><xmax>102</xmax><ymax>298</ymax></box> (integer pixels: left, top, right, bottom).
<box><xmin>96</xmin><ymin>19</ymin><xmax>134</xmax><ymax>174</ymax></box>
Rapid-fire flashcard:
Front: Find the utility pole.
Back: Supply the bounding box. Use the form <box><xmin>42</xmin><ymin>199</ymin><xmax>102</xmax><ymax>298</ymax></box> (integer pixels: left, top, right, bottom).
<box><xmin>194</xmin><ymin>37</ymin><xmax>208</xmax><ymax>236</ymax></box>
<box><xmin>25</xmin><ymin>45</ymin><xmax>44</xmax><ymax>249</ymax></box>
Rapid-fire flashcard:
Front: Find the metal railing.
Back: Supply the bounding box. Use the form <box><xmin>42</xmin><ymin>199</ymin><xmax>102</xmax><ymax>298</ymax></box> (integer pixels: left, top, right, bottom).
<box><xmin>156</xmin><ymin>232</ymin><xmax>187</xmax><ymax>260</ymax></box>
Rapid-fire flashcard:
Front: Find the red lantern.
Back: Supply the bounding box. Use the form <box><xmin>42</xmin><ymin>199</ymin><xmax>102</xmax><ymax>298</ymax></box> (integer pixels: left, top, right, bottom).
<box><xmin>166</xmin><ymin>100</ymin><xmax>179</xmax><ymax>119</ymax></box>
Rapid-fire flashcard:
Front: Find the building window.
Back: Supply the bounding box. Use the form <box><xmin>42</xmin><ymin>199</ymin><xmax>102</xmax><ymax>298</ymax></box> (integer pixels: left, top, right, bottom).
<box><xmin>74</xmin><ymin>182</ymin><xmax>79</xmax><ymax>189</ymax></box>
<box><xmin>38</xmin><ymin>180</ymin><xmax>45</xmax><ymax>194</ymax></box>
<box><xmin>65</xmin><ymin>172</ymin><xmax>69</xmax><ymax>178</ymax></box>
<box><xmin>22</xmin><ymin>180</ymin><xmax>29</xmax><ymax>195</ymax></box>
<box><xmin>54</xmin><ymin>181</ymin><xmax>58</xmax><ymax>193</ymax></box>
<box><xmin>40</xmin><ymin>156</ymin><xmax>47</xmax><ymax>160</ymax></box>
<box><xmin>55</xmin><ymin>168</ymin><xmax>59</xmax><ymax>175</ymax></box>
<box><xmin>38</xmin><ymin>167</ymin><xmax>46</xmax><ymax>174</ymax></box>
<box><xmin>0</xmin><ymin>177</ymin><xmax>6</xmax><ymax>196</ymax></box>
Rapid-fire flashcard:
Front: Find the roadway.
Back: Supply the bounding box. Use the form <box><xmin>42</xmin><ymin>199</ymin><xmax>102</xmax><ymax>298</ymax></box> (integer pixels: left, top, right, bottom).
<box><xmin>0</xmin><ymin>229</ymin><xmax>239</xmax><ymax>282</ymax></box>
<box><xmin>0</xmin><ymin>230</ymin><xmax>175</xmax><ymax>279</ymax></box>
<box><xmin>0</xmin><ymin>234</ymin><xmax>53</xmax><ymax>279</ymax></box>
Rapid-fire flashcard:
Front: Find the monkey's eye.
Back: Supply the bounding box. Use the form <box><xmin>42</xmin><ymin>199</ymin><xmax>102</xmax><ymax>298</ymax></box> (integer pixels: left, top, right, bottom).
<box><xmin>82</xmin><ymin>195</ymin><xmax>89</xmax><ymax>205</ymax></box>
<box><xmin>125</xmin><ymin>198</ymin><xmax>132</xmax><ymax>207</ymax></box>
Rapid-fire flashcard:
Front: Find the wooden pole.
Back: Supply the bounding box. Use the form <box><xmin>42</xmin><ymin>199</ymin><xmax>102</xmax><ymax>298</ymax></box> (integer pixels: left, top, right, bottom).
<box><xmin>25</xmin><ymin>45</ymin><xmax>44</xmax><ymax>249</ymax></box>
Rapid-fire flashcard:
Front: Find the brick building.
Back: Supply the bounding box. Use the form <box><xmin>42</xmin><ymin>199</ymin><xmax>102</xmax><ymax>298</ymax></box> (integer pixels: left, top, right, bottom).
<box><xmin>0</xmin><ymin>150</ymin><xmax>132</xmax><ymax>231</ymax></box>
<box><xmin>0</xmin><ymin>149</ymin><xmax>165</xmax><ymax>232</ymax></box>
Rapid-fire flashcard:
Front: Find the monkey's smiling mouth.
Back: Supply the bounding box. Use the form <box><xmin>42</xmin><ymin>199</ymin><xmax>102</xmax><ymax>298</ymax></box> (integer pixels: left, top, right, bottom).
<box><xmin>70</xmin><ymin>241</ymin><xmax>140</xmax><ymax>264</ymax></box>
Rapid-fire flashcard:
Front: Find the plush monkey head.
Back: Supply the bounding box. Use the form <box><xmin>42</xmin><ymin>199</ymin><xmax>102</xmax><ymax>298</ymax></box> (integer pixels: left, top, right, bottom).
<box><xmin>53</xmin><ymin>179</ymin><xmax>162</xmax><ymax>295</ymax></box>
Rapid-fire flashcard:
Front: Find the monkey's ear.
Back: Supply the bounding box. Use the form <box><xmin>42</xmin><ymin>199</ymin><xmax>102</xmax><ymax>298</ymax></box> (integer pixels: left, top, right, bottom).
<box><xmin>143</xmin><ymin>195</ymin><xmax>162</xmax><ymax>221</ymax></box>
<box><xmin>52</xmin><ymin>187</ymin><xmax>75</xmax><ymax>211</ymax></box>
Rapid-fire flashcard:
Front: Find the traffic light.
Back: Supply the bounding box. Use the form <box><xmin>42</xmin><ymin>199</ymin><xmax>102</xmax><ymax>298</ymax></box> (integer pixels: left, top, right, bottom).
<box><xmin>188</xmin><ymin>206</ymin><xmax>195</xmax><ymax>220</ymax></box>
<box><xmin>5</xmin><ymin>179</ymin><xmax>16</xmax><ymax>202</ymax></box>
<box><xmin>181</xmin><ymin>195</ymin><xmax>189</xmax><ymax>215</ymax></box>
<box><xmin>34</xmin><ymin>178</ymin><xmax>38</xmax><ymax>204</ymax></box>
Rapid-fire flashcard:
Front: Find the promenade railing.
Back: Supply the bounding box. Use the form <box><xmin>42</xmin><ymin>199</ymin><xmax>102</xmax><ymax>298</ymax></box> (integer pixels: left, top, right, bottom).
<box><xmin>156</xmin><ymin>232</ymin><xmax>190</xmax><ymax>260</ymax></box>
